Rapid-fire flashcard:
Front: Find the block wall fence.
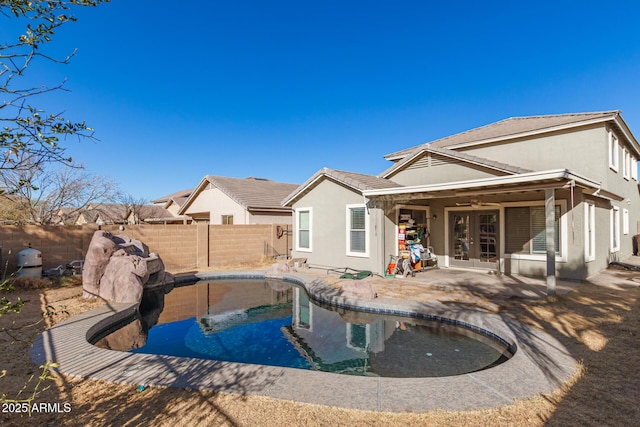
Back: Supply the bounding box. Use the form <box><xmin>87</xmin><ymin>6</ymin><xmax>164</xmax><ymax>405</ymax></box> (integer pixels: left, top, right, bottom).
<box><xmin>0</xmin><ymin>224</ymin><xmax>293</xmax><ymax>275</ymax></box>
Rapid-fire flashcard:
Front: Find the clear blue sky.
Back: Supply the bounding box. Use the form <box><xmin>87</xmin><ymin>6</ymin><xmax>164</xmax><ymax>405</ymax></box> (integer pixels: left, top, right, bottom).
<box><xmin>3</xmin><ymin>0</ymin><xmax>640</xmax><ymax>201</ymax></box>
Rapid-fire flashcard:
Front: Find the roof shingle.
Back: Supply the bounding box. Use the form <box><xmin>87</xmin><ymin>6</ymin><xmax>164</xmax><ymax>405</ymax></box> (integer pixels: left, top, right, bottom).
<box><xmin>204</xmin><ymin>176</ymin><xmax>299</xmax><ymax>211</ymax></box>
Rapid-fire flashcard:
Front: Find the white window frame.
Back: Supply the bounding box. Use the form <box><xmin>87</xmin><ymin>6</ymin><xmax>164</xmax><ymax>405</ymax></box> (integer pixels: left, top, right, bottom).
<box><xmin>346</xmin><ymin>204</ymin><xmax>369</xmax><ymax>257</ymax></box>
<box><xmin>609</xmin><ymin>131</ymin><xmax>619</xmax><ymax>172</ymax></box>
<box><xmin>295</xmin><ymin>207</ymin><xmax>312</xmax><ymax>252</ymax></box>
<box><xmin>584</xmin><ymin>202</ymin><xmax>596</xmax><ymax>262</ymax></box>
<box><xmin>633</xmin><ymin>157</ymin><xmax>638</xmax><ymax>181</ymax></box>
<box><xmin>623</xmin><ymin>208</ymin><xmax>630</xmax><ymax>235</ymax></box>
<box><xmin>623</xmin><ymin>148</ymin><xmax>630</xmax><ymax>180</ymax></box>
<box><xmin>611</xmin><ymin>206</ymin><xmax>620</xmax><ymax>253</ymax></box>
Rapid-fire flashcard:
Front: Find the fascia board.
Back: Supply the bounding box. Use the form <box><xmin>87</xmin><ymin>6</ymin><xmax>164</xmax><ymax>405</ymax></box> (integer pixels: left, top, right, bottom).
<box><xmin>281</xmin><ymin>171</ymin><xmax>326</xmax><ymax>207</ymax></box>
<box><xmin>614</xmin><ymin>116</ymin><xmax>640</xmax><ymax>157</ymax></box>
<box><xmin>363</xmin><ymin>169</ymin><xmax>601</xmax><ymax>197</ymax></box>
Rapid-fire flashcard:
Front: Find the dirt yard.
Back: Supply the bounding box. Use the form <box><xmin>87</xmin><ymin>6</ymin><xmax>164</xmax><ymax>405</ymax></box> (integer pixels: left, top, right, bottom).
<box><xmin>1</xmin><ymin>266</ymin><xmax>639</xmax><ymax>426</ymax></box>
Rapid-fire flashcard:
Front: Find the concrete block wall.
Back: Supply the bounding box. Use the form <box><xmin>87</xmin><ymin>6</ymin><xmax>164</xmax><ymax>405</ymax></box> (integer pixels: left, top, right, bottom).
<box><xmin>210</xmin><ymin>225</ymin><xmax>270</xmax><ymax>266</ymax></box>
<box><xmin>0</xmin><ymin>223</ymin><xmax>293</xmax><ymax>276</ymax></box>
<box><xmin>0</xmin><ymin>225</ymin><xmax>89</xmax><ymax>275</ymax></box>
<box><xmin>100</xmin><ymin>224</ymin><xmax>199</xmax><ymax>272</ymax></box>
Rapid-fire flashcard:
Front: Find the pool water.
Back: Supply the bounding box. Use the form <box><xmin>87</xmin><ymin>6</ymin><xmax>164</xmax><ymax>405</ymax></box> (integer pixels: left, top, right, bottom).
<box><xmin>96</xmin><ymin>279</ymin><xmax>512</xmax><ymax>378</ymax></box>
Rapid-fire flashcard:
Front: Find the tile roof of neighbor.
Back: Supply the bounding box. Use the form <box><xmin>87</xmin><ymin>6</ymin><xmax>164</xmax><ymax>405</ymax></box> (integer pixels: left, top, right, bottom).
<box><xmin>282</xmin><ymin>168</ymin><xmax>402</xmax><ymax>206</ymax></box>
<box><xmin>87</xmin><ymin>203</ymin><xmax>129</xmax><ymax>221</ymax></box>
<box><xmin>152</xmin><ymin>188</ymin><xmax>192</xmax><ymax>204</ymax></box>
<box><xmin>204</xmin><ymin>176</ymin><xmax>300</xmax><ymax>211</ymax></box>
<box><xmin>384</xmin><ymin>110</ymin><xmax>622</xmax><ymax>160</ymax></box>
<box><xmin>137</xmin><ymin>205</ymin><xmax>173</xmax><ymax>219</ymax></box>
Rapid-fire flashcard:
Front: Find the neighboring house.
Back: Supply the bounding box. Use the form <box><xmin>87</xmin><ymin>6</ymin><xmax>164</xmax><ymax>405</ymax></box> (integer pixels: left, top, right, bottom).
<box><xmin>75</xmin><ymin>203</ymin><xmax>129</xmax><ymax>225</ymax></box>
<box><xmin>152</xmin><ymin>188</ymin><xmax>192</xmax><ymax>217</ymax></box>
<box><xmin>179</xmin><ymin>176</ymin><xmax>299</xmax><ymax>224</ymax></box>
<box><xmin>52</xmin><ymin>207</ymin><xmax>83</xmax><ymax>225</ymax></box>
<box><xmin>283</xmin><ymin>110</ymin><xmax>640</xmax><ymax>283</ymax></box>
<box><xmin>127</xmin><ymin>204</ymin><xmax>186</xmax><ymax>224</ymax></box>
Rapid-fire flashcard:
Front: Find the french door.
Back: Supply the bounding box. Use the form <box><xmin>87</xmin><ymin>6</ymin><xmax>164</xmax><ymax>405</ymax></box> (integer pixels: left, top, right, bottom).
<box><xmin>449</xmin><ymin>210</ymin><xmax>499</xmax><ymax>269</ymax></box>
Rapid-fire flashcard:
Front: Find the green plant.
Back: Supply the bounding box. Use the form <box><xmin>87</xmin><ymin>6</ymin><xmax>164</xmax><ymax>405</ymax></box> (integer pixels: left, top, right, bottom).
<box><xmin>0</xmin><ymin>258</ymin><xmax>25</xmax><ymax>316</ymax></box>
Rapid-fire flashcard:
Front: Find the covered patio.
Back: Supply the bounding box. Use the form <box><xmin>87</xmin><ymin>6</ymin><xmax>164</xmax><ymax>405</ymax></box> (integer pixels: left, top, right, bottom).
<box><xmin>363</xmin><ymin>169</ymin><xmax>622</xmax><ymax>296</ymax></box>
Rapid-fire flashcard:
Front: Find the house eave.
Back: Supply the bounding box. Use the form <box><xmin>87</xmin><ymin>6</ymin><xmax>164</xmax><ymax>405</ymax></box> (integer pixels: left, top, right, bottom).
<box><xmin>363</xmin><ymin>169</ymin><xmax>603</xmax><ymax>199</ymax></box>
<box><xmin>247</xmin><ymin>207</ymin><xmax>292</xmax><ymax>214</ymax></box>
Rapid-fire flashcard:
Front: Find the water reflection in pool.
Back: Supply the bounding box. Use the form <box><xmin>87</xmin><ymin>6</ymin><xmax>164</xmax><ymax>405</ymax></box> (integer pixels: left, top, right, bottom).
<box><xmin>95</xmin><ymin>279</ymin><xmax>512</xmax><ymax>378</ymax></box>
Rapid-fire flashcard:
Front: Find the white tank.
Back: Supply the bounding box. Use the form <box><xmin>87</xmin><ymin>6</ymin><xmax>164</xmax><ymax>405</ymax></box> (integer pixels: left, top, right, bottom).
<box><xmin>17</xmin><ymin>244</ymin><xmax>42</xmax><ymax>278</ymax></box>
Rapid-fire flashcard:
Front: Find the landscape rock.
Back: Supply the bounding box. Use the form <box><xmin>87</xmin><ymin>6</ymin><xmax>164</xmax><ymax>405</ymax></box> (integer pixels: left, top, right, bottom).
<box><xmin>82</xmin><ymin>231</ymin><xmax>118</xmax><ymax>299</ymax></box>
<box><xmin>265</xmin><ymin>262</ymin><xmax>291</xmax><ymax>279</ymax></box>
<box><xmin>340</xmin><ymin>280</ymin><xmax>377</xmax><ymax>300</ymax></box>
<box><xmin>82</xmin><ymin>230</ymin><xmax>169</xmax><ymax>303</ymax></box>
<box><xmin>99</xmin><ymin>253</ymin><xmax>149</xmax><ymax>303</ymax></box>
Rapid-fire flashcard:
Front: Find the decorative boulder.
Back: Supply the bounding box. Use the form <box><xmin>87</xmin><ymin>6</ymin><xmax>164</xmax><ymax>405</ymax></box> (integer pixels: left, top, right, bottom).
<box><xmin>340</xmin><ymin>280</ymin><xmax>377</xmax><ymax>300</ymax></box>
<box><xmin>82</xmin><ymin>230</ymin><xmax>169</xmax><ymax>303</ymax></box>
<box><xmin>98</xmin><ymin>252</ymin><xmax>149</xmax><ymax>303</ymax></box>
<box><xmin>82</xmin><ymin>231</ymin><xmax>118</xmax><ymax>299</ymax></box>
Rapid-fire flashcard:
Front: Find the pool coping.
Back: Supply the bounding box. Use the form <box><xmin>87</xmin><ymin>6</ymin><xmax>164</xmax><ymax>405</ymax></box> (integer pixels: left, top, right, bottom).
<box><xmin>29</xmin><ymin>271</ymin><xmax>578</xmax><ymax>412</ymax></box>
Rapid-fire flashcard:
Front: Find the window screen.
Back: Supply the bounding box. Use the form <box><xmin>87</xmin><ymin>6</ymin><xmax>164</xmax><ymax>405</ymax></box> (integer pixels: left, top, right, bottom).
<box><xmin>505</xmin><ymin>206</ymin><xmax>560</xmax><ymax>254</ymax></box>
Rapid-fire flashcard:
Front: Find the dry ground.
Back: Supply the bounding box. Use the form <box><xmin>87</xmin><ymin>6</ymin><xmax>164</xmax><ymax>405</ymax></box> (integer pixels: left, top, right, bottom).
<box><xmin>1</xmin><ymin>265</ymin><xmax>639</xmax><ymax>427</ymax></box>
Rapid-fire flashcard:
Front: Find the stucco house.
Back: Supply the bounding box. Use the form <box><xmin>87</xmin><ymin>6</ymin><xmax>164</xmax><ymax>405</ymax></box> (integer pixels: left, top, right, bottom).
<box><xmin>179</xmin><ymin>176</ymin><xmax>299</xmax><ymax>224</ymax></box>
<box><xmin>67</xmin><ymin>203</ymin><xmax>177</xmax><ymax>225</ymax></box>
<box><xmin>283</xmin><ymin>111</ymin><xmax>640</xmax><ymax>287</ymax></box>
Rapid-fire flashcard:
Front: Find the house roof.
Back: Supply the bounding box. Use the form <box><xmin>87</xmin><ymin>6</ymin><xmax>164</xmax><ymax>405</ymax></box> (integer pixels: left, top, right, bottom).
<box><xmin>180</xmin><ymin>176</ymin><xmax>300</xmax><ymax>214</ymax></box>
<box><xmin>380</xmin><ymin>145</ymin><xmax>534</xmax><ymax>179</ymax></box>
<box><xmin>152</xmin><ymin>188</ymin><xmax>192</xmax><ymax>207</ymax></box>
<box><xmin>137</xmin><ymin>205</ymin><xmax>173</xmax><ymax>219</ymax></box>
<box><xmin>282</xmin><ymin>168</ymin><xmax>401</xmax><ymax>206</ymax></box>
<box><xmin>384</xmin><ymin>110</ymin><xmax>632</xmax><ymax>160</ymax></box>
<box><xmin>135</xmin><ymin>204</ymin><xmax>189</xmax><ymax>223</ymax></box>
<box><xmin>86</xmin><ymin>203</ymin><xmax>129</xmax><ymax>223</ymax></box>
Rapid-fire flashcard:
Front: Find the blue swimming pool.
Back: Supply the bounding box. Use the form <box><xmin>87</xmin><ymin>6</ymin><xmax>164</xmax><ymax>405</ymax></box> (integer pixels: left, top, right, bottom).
<box><xmin>95</xmin><ymin>279</ymin><xmax>512</xmax><ymax>377</ymax></box>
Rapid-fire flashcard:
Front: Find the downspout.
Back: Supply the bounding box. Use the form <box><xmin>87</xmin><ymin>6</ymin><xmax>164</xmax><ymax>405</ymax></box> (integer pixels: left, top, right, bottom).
<box><xmin>570</xmin><ymin>179</ymin><xmax>575</xmax><ymax>243</ymax></box>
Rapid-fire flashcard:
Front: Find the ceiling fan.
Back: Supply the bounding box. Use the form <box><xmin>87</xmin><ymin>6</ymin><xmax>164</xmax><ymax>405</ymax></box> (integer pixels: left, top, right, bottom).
<box><xmin>455</xmin><ymin>199</ymin><xmax>502</xmax><ymax>208</ymax></box>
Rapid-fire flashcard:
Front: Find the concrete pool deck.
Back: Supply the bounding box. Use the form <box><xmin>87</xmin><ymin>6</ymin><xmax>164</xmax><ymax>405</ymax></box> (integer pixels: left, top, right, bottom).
<box><xmin>29</xmin><ymin>266</ymin><xmax>588</xmax><ymax>412</ymax></box>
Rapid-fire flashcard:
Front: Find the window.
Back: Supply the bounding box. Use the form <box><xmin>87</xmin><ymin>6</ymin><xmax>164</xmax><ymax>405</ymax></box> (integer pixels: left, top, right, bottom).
<box><xmin>293</xmin><ymin>287</ymin><xmax>311</xmax><ymax>330</ymax></box>
<box><xmin>623</xmin><ymin>148</ymin><xmax>630</xmax><ymax>180</ymax></box>
<box><xmin>505</xmin><ymin>205</ymin><xmax>560</xmax><ymax>255</ymax></box>
<box><xmin>584</xmin><ymin>202</ymin><xmax>595</xmax><ymax>262</ymax></box>
<box><xmin>221</xmin><ymin>215</ymin><xmax>233</xmax><ymax>225</ymax></box>
<box><xmin>346</xmin><ymin>324</ymin><xmax>368</xmax><ymax>351</ymax></box>
<box><xmin>611</xmin><ymin>206</ymin><xmax>620</xmax><ymax>252</ymax></box>
<box><xmin>296</xmin><ymin>208</ymin><xmax>312</xmax><ymax>252</ymax></box>
<box><xmin>346</xmin><ymin>204</ymin><xmax>368</xmax><ymax>256</ymax></box>
<box><xmin>609</xmin><ymin>131</ymin><xmax>619</xmax><ymax>171</ymax></box>
<box><xmin>623</xmin><ymin>208</ymin><xmax>629</xmax><ymax>235</ymax></box>
<box><xmin>633</xmin><ymin>157</ymin><xmax>639</xmax><ymax>181</ymax></box>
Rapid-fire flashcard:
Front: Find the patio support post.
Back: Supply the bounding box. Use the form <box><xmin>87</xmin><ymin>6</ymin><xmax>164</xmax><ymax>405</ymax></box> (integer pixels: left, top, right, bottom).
<box><xmin>545</xmin><ymin>188</ymin><xmax>556</xmax><ymax>297</ymax></box>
